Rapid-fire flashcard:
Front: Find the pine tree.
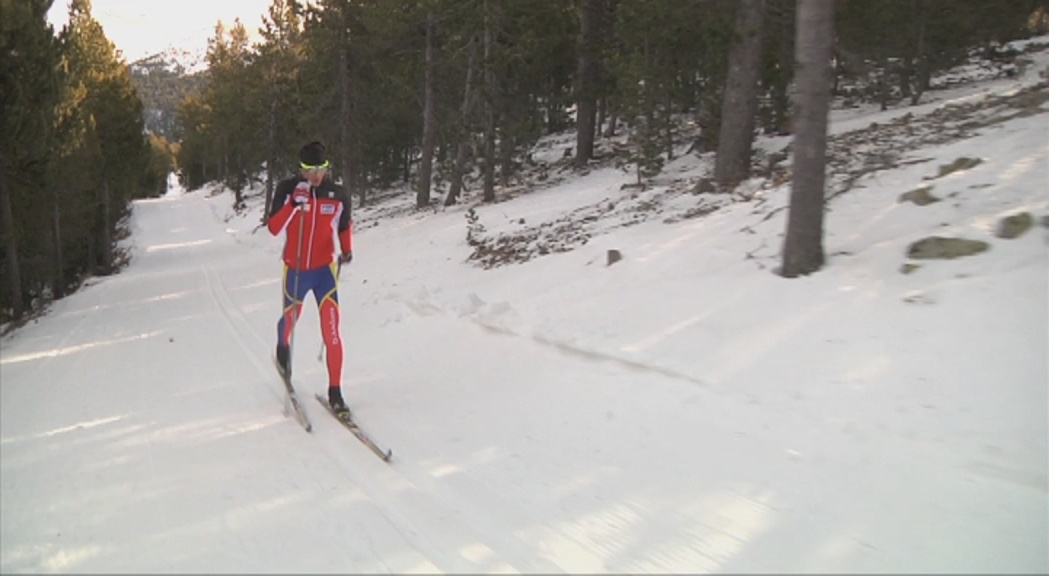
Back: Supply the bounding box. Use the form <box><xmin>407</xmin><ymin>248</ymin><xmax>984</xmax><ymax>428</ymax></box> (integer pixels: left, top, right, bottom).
<box><xmin>206</xmin><ymin>20</ymin><xmax>259</xmax><ymax>209</ymax></box>
<box><xmin>0</xmin><ymin>0</ymin><xmax>63</xmax><ymax>319</ymax></box>
<box><xmin>257</xmin><ymin>0</ymin><xmax>306</xmax><ymax>218</ymax></box>
<box><xmin>60</xmin><ymin>0</ymin><xmax>150</xmax><ymax>274</ymax></box>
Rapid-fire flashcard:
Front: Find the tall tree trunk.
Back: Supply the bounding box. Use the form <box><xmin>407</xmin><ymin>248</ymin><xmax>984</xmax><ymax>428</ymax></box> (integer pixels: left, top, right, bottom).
<box><xmin>417</xmin><ymin>10</ymin><xmax>437</xmax><ymax>209</ymax></box>
<box><xmin>499</xmin><ymin>130</ymin><xmax>514</xmax><ymax>187</ymax></box>
<box><xmin>899</xmin><ymin>57</ymin><xmax>913</xmax><ymax>100</ymax></box>
<box><xmin>604</xmin><ymin>101</ymin><xmax>617</xmax><ymax>137</ymax></box>
<box><xmin>781</xmin><ymin>0</ymin><xmax>833</xmax><ymax>278</ymax></box>
<box><xmin>0</xmin><ymin>161</ymin><xmax>24</xmax><ymax>319</ymax></box>
<box><xmin>219</xmin><ymin>143</ymin><xmax>227</xmax><ymax>183</ymax></box>
<box><xmin>339</xmin><ymin>1</ymin><xmax>355</xmax><ymax>205</ymax></box>
<box><xmin>482</xmin><ymin>0</ymin><xmax>496</xmax><ymax>203</ymax></box>
<box><xmin>910</xmin><ymin>0</ymin><xmax>928</xmax><ymax>106</ymax></box>
<box><xmin>574</xmin><ymin>0</ymin><xmax>600</xmax><ymax>168</ymax></box>
<box><xmin>52</xmin><ymin>186</ymin><xmax>64</xmax><ymax>299</ymax></box>
<box><xmin>233</xmin><ymin>156</ymin><xmax>245</xmax><ymax>210</ymax></box>
<box><xmin>597</xmin><ymin>96</ymin><xmax>607</xmax><ymax>136</ymax></box>
<box><xmin>264</xmin><ymin>90</ymin><xmax>278</xmax><ymax>224</ymax></box>
<box><xmin>100</xmin><ymin>173</ymin><xmax>113</xmax><ymax>273</ymax></box>
<box><xmin>714</xmin><ymin>0</ymin><xmax>766</xmax><ymax>187</ymax></box>
<box><xmin>773</xmin><ymin>0</ymin><xmax>795</xmax><ymax>135</ymax></box>
<box><xmin>446</xmin><ymin>34</ymin><xmax>478</xmax><ymax>207</ymax></box>
<box><xmin>663</xmin><ymin>90</ymin><xmax>673</xmax><ymax>161</ymax></box>
<box><xmin>877</xmin><ymin>54</ymin><xmax>890</xmax><ymax>111</ymax></box>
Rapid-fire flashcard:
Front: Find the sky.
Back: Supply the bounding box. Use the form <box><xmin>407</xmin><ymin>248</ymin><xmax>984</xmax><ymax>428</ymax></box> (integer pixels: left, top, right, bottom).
<box><xmin>47</xmin><ymin>0</ymin><xmax>273</xmax><ymax>62</ymax></box>
<box><xmin>1</xmin><ymin>35</ymin><xmax>1047</xmax><ymax>574</ymax></box>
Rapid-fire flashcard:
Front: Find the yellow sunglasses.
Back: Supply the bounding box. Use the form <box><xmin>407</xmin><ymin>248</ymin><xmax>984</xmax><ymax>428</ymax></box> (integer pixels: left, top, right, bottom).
<box><xmin>299</xmin><ymin>160</ymin><xmax>330</xmax><ymax>172</ymax></box>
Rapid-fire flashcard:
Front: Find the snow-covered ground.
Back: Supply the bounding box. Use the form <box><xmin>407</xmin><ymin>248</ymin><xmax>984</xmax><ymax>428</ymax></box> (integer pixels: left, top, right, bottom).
<box><xmin>2</xmin><ymin>40</ymin><xmax>1047</xmax><ymax>574</ymax></box>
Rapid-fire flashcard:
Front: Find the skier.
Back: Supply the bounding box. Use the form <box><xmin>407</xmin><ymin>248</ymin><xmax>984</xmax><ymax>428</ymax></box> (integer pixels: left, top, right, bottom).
<box><xmin>267</xmin><ymin>141</ymin><xmax>353</xmax><ymax>415</ymax></box>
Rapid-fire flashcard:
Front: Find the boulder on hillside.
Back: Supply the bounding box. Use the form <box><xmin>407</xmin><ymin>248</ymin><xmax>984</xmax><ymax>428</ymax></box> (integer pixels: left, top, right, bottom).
<box><xmin>906</xmin><ymin>236</ymin><xmax>990</xmax><ymax>260</ymax></box>
<box><xmin>899</xmin><ymin>185</ymin><xmax>941</xmax><ymax>206</ymax></box>
<box><xmin>995</xmin><ymin>211</ymin><xmax>1034</xmax><ymax>239</ymax></box>
<box><xmin>932</xmin><ymin>156</ymin><xmax>983</xmax><ymax>179</ymax></box>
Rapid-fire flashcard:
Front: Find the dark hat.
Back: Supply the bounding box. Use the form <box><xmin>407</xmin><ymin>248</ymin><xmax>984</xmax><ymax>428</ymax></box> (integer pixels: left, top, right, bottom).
<box><xmin>299</xmin><ymin>141</ymin><xmax>328</xmax><ymax>167</ymax></box>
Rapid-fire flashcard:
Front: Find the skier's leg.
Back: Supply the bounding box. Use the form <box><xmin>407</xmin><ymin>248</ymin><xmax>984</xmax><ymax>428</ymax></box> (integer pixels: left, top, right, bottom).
<box><xmin>275</xmin><ymin>265</ymin><xmax>304</xmax><ymax>373</ymax></box>
<box><xmin>317</xmin><ymin>263</ymin><xmax>346</xmax><ymax>411</ymax></box>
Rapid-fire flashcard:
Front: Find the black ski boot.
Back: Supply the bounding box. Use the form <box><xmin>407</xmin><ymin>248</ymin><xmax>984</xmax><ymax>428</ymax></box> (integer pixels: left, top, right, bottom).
<box><xmin>275</xmin><ymin>344</ymin><xmax>291</xmax><ymax>379</ymax></box>
<box><xmin>328</xmin><ymin>386</ymin><xmax>351</xmax><ymax>418</ymax></box>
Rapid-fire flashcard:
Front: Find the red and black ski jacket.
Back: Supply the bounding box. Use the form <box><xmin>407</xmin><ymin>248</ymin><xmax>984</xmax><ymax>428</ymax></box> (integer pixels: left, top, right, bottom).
<box><xmin>267</xmin><ymin>175</ymin><xmax>353</xmax><ymax>270</ymax></box>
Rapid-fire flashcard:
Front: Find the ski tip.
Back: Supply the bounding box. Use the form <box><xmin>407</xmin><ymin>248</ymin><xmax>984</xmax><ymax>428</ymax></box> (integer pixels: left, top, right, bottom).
<box><xmin>384</xmin><ymin>450</ymin><xmax>393</xmax><ymax>463</ymax></box>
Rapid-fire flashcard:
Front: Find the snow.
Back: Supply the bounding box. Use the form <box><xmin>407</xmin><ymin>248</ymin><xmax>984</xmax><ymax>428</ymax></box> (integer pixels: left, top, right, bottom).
<box><xmin>2</xmin><ymin>43</ymin><xmax>1048</xmax><ymax>574</ymax></box>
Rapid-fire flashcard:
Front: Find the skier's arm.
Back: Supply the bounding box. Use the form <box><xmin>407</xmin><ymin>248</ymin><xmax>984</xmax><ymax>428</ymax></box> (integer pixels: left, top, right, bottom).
<box><xmin>267</xmin><ymin>181</ymin><xmax>297</xmax><ymax>236</ymax></box>
<box><xmin>337</xmin><ymin>188</ymin><xmax>353</xmax><ymax>255</ymax></box>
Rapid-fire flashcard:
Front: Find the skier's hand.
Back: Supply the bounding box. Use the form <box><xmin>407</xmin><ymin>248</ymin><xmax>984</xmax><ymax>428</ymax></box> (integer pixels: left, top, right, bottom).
<box><xmin>292</xmin><ymin>183</ymin><xmax>311</xmax><ymax>211</ymax></box>
<box><xmin>339</xmin><ymin>251</ymin><xmax>353</xmax><ymax>265</ymax></box>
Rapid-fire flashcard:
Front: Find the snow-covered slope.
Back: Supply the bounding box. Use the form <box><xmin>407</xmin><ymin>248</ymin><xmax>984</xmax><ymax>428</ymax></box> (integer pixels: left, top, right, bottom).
<box><xmin>1</xmin><ymin>37</ymin><xmax>1046</xmax><ymax>575</ymax></box>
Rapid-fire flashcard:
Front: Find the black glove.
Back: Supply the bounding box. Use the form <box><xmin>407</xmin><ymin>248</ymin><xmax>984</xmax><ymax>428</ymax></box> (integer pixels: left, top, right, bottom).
<box><xmin>339</xmin><ymin>251</ymin><xmax>353</xmax><ymax>264</ymax></box>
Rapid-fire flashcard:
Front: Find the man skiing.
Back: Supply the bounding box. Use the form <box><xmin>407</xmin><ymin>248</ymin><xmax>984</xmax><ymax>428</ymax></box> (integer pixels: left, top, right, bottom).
<box><xmin>267</xmin><ymin>141</ymin><xmax>353</xmax><ymax>415</ymax></box>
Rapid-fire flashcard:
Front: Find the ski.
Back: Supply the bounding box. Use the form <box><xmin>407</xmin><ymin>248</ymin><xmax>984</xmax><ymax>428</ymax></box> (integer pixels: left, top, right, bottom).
<box><xmin>315</xmin><ymin>394</ymin><xmax>393</xmax><ymax>463</ymax></box>
<box><xmin>284</xmin><ymin>387</ymin><xmax>313</xmax><ymax>432</ymax></box>
<box><xmin>275</xmin><ymin>358</ymin><xmax>313</xmax><ymax>432</ymax></box>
